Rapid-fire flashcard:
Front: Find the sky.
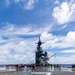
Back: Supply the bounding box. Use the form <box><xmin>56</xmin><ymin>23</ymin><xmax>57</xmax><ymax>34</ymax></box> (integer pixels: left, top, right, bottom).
<box><xmin>0</xmin><ymin>0</ymin><xmax>75</xmax><ymax>64</ymax></box>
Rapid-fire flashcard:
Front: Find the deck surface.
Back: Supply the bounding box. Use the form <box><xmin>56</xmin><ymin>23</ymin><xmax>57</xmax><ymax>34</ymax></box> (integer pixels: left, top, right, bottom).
<box><xmin>0</xmin><ymin>67</ymin><xmax>75</xmax><ymax>75</ymax></box>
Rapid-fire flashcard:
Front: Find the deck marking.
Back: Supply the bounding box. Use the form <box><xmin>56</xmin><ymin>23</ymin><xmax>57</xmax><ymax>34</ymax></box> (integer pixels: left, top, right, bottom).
<box><xmin>31</xmin><ymin>72</ymin><xmax>51</xmax><ymax>75</ymax></box>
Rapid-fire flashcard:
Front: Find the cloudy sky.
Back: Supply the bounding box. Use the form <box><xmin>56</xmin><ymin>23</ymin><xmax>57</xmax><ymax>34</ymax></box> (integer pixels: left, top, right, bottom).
<box><xmin>0</xmin><ymin>0</ymin><xmax>75</xmax><ymax>64</ymax></box>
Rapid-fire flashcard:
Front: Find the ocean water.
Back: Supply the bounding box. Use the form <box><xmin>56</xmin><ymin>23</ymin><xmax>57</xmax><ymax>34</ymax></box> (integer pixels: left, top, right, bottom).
<box><xmin>59</xmin><ymin>64</ymin><xmax>73</xmax><ymax>68</ymax></box>
<box><xmin>0</xmin><ymin>66</ymin><xmax>16</xmax><ymax>72</ymax></box>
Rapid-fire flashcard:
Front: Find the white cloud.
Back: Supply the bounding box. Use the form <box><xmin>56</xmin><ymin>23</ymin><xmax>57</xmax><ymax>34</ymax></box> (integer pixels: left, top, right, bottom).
<box><xmin>2</xmin><ymin>0</ymin><xmax>38</xmax><ymax>10</ymax></box>
<box><xmin>53</xmin><ymin>0</ymin><xmax>75</xmax><ymax>24</ymax></box>
<box><xmin>5</xmin><ymin>0</ymin><xmax>10</xmax><ymax>7</ymax></box>
<box><xmin>0</xmin><ymin>22</ymin><xmax>52</xmax><ymax>36</ymax></box>
<box><xmin>41</xmin><ymin>32</ymin><xmax>60</xmax><ymax>49</ymax></box>
<box><xmin>24</xmin><ymin>0</ymin><xmax>38</xmax><ymax>10</ymax></box>
<box><xmin>0</xmin><ymin>0</ymin><xmax>10</xmax><ymax>8</ymax></box>
<box><xmin>14</xmin><ymin>0</ymin><xmax>20</xmax><ymax>3</ymax></box>
<box><xmin>0</xmin><ymin>38</ymin><xmax>36</xmax><ymax>64</ymax></box>
<box><xmin>13</xmin><ymin>54</ymin><xmax>35</xmax><ymax>64</ymax></box>
<box><xmin>41</xmin><ymin>31</ymin><xmax>75</xmax><ymax>49</ymax></box>
<box><xmin>65</xmin><ymin>31</ymin><xmax>75</xmax><ymax>42</ymax></box>
<box><xmin>54</xmin><ymin>0</ymin><xmax>60</xmax><ymax>5</ymax></box>
<box><xmin>13</xmin><ymin>40</ymin><xmax>36</xmax><ymax>53</ymax></box>
<box><xmin>61</xmin><ymin>49</ymin><xmax>75</xmax><ymax>53</ymax></box>
<box><xmin>13</xmin><ymin>0</ymin><xmax>38</xmax><ymax>10</ymax></box>
<box><xmin>49</xmin><ymin>55</ymin><xmax>75</xmax><ymax>64</ymax></box>
<box><xmin>41</xmin><ymin>32</ymin><xmax>58</xmax><ymax>49</ymax></box>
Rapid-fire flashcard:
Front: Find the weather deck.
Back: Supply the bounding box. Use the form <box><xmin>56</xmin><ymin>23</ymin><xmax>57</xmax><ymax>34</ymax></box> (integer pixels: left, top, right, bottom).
<box><xmin>0</xmin><ymin>67</ymin><xmax>75</xmax><ymax>75</ymax></box>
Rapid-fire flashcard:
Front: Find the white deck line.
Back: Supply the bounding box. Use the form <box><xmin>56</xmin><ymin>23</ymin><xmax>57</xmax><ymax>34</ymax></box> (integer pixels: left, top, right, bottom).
<box><xmin>46</xmin><ymin>73</ymin><xmax>51</xmax><ymax>75</ymax></box>
<box><xmin>31</xmin><ymin>72</ymin><xmax>51</xmax><ymax>75</ymax></box>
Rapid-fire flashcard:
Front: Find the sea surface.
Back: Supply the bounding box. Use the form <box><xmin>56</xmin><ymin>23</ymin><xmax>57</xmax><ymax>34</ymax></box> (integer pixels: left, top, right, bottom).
<box><xmin>59</xmin><ymin>64</ymin><xmax>74</xmax><ymax>67</ymax></box>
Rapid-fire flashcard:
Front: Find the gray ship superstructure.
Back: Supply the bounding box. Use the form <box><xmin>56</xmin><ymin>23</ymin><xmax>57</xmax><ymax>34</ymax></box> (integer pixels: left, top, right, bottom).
<box><xmin>35</xmin><ymin>37</ymin><xmax>49</xmax><ymax>66</ymax></box>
